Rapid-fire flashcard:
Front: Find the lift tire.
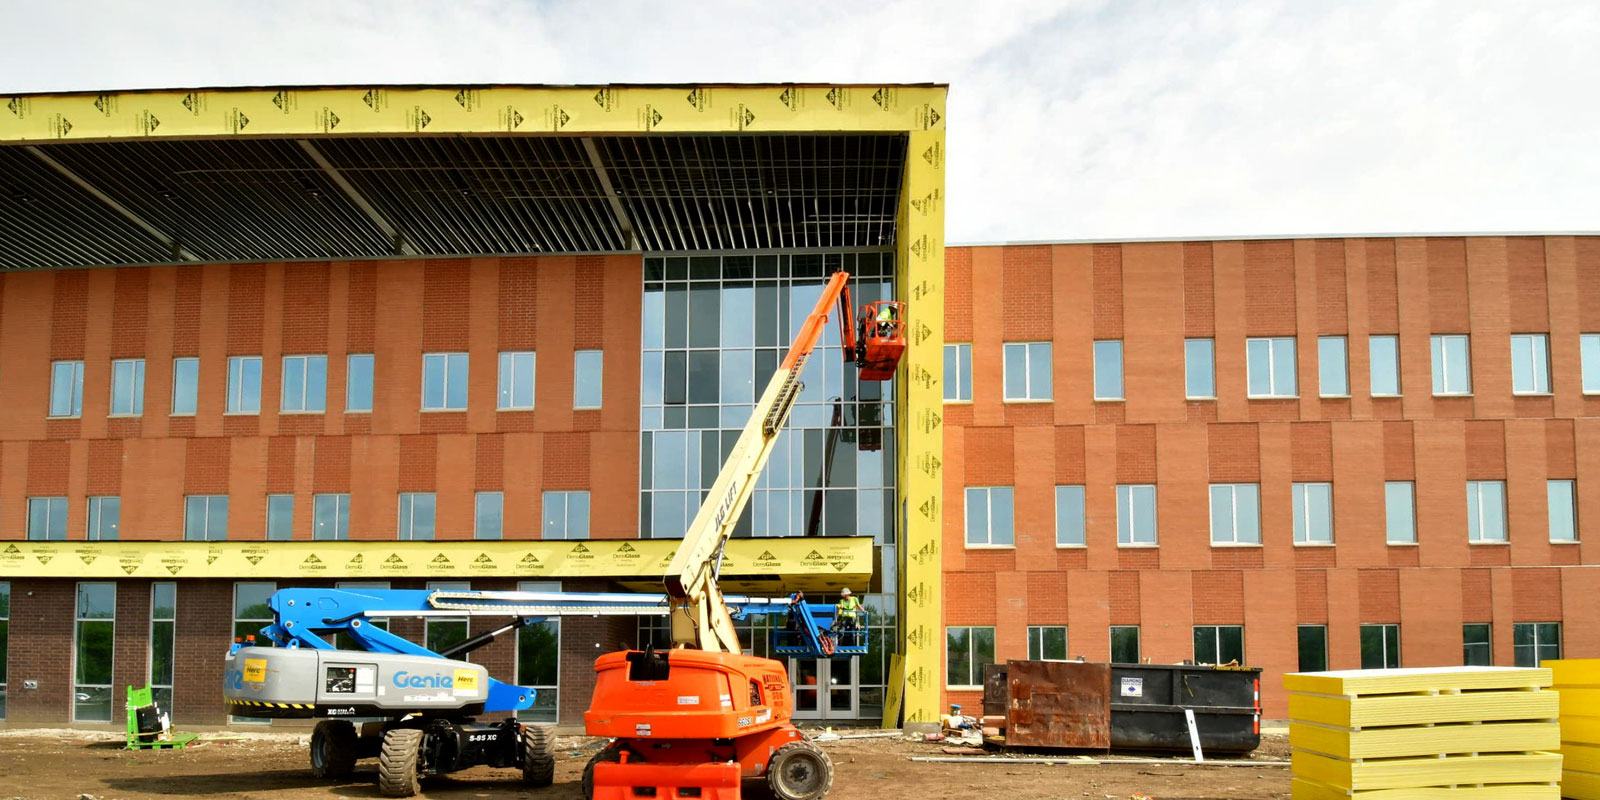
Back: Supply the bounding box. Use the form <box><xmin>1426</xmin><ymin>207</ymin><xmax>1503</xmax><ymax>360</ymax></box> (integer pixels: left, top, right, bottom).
<box><xmin>581</xmin><ymin>744</ymin><xmax>635</xmax><ymax>800</ymax></box>
<box><xmin>377</xmin><ymin>727</ymin><xmax>424</xmax><ymax>798</ymax></box>
<box><xmin>520</xmin><ymin>724</ymin><xmax>556</xmax><ymax>788</ymax></box>
<box><xmin>310</xmin><ymin>719</ymin><xmax>360</xmax><ymax>779</ymax></box>
<box><xmin>767</xmin><ymin>740</ymin><xmax>833</xmax><ymax>800</ymax></box>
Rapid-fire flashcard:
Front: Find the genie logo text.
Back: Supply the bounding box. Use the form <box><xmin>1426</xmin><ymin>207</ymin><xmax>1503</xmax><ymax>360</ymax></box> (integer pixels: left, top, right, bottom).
<box><xmin>393</xmin><ymin>671</ymin><xmax>454</xmax><ymax>689</ymax></box>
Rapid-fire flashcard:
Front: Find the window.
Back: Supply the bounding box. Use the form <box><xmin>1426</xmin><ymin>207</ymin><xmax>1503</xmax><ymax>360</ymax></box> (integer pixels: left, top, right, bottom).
<box><xmin>1431</xmin><ymin>335</ymin><xmax>1472</xmax><ymax>395</ymax></box>
<box><xmin>496</xmin><ymin>351</ymin><xmax>534</xmax><ymax>410</ymax></box>
<box><xmin>1385</xmin><ymin>482</ymin><xmax>1416</xmax><ymax>544</ymax></box>
<box><xmin>469</xmin><ymin>491</ymin><xmax>503</xmax><ymax>540</ymax></box>
<box><xmin>1209</xmin><ymin>483</ymin><xmax>1261</xmax><ymax>545</ymax></box>
<box><xmin>150</xmin><ymin>583</ymin><xmax>176</xmax><ymax>713</ymax></box>
<box><xmin>1185</xmin><ymin>338</ymin><xmax>1215</xmax><ymax>399</ymax></box>
<box><xmin>1003</xmin><ymin>341</ymin><xmax>1052</xmax><ymax>401</ymax></box>
<box><xmin>280</xmin><ymin>355</ymin><xmax>328</xmax><ymax>412</ymax></box>
<box><xmin>1510</xmin><ymin>334</ymin><xmax>1551</xmax><ymax>394</ymax></box>
<box><xmin>1094</xmin><ymin>340</ymin><xmax>1124</xmax><ymax>400</ymax></box>
<box><xmin>1467</xmin><ymin>480</ymin><xmax>1508</xmax><ymax>543</ymax></box>
<box><xmin>964</xmin><ymin>486</ymin><xmax>1015</xmax><ymax>546</ymax></box>
<box><xmin>74</xmin><ymin>582</ymin><xmax>115</xmax><ymax>722</ymax></box>
<box><xmin>50</xmin><ymin>360</ymin><xmax>84</xmax><ymax>417</ymax></box>
<box><xmin>946</xmin><ymin>626</ymin><xmax>994</xmax><ymax>687</ymax></box>
<box><xmin>184</xmin><ymin>495</ymin><xmax>229</xmax><ymax>541</ymax></box>
<box><xmin>944</xmin><ymin>343</ymin><xmax>972</xmax><ymax>402</ymax></box>
<box><xmin>1463</xmin><ymin>623</ymin><xmax>1492</xmax><ymax>666</ymax></box>
<box><xmin>110</xmin><ymin>359</ymin><xmax>145</xmax><ymax>416</ymax></box>
<box><xmin>27</xmin><ymin>496</ymin><xmax>67</xmax><ymax>541</ymax></box>
<box><xmin>1028</xmin><ymin>626</ymin><xmax>1067</xmax><ymax>661</ymax></box>
<box><xmin>1246</xmin><ymin>337</ymin><xmax>1297</xmax><ymax>398</ymax></box>
<box><xmin>1117</xmin><ymin>484</ymin><xmax>1157</xmax><ymax>546</ymax></box>
<box><xmin>1513</xmin><ymin>622</ymin><xmax>1560</xmax><ymax>668</ymax></box>
<box><xmin>1549</xmin><ymin>480</ymin><xmax>1577</xmax><ymax>542</ymax></box>
<box><xmin>263</xmin><ymin>494</ymin><xmax>293</xmax><ymax>541</ymax></box>
<box><xmin>425</xmin><ymin>581</ymin><xmax>470</xmax><ymax>653</ymax></box>
<box><xmin>542</xmin><ymin>491</ymin><xmax>590</xmax><ymax>540</ymax></box>
<box><xmin>1370</xmin><ymin>335</ymin><xmax>1401</xmax><ymax>396</ymax></box>
<box><xmin>1055</xmin><ymin>485</ymin><xmax>1086</xmax><ymax>547</ymax></box>
<box><xmin>1293</xmin><ymin>482</ymin><xmax>1334</xmax><ymax>544</ymax></box>
<box><xmin>314</xmin><ymin>494</ymin><xmax>350</xmax><ymax>541</ymax></box>
<box><xmin>1110</xmin><ymin>625</ymin><xmax>1140</xmax><ymax>663</ymax></box>
<box><xmin>0</xmin><ymin>582</ymin><xmax>8</xmax><ymax>718</ymax></box>
<box><xmin>171</xmin><ymin>357</ymin><xmax>199</xmax><ymax>415</ymax></box>
<box><xmin>1194</xmin><ymin>625</ymin><xmax>1244</xmax><ymax>665</ymax></box>
<box><xmin>1318</xmin><ymin>336</ymin><xmax>1348</xmax><ymax>397</ymax></box>
<box><xmin>516</xmin><ymin>580</ymin><xmax>562</xmax><ymax>723</ymax></box>
<box><xmin>1584</xmin><ymin>334</ymin><xmax>1600</xmax><ymax>394</ymax></box>
<box><xmin>226</xmin><ymin>356</ymin><xmax>262</xmax><ymax>413</ymax></box>
<box><xmin>424</xmin><ymin>352</ymin><xmax>470</xmax><ymax>411</ymax></box>
<box><xmin>574</xmin><ymin>350</ymin><xmax>603</xmax><ymax>408</ymax></box>
<box><xmin>232</xmin><ymin>582</ymin><xmax>274</xmax><ymax>722</ymax></box>
<box><xmin>87</xmin><ymin>496</ymin><xmax>120</xmax><ymax>541</ymax></box>
<box><xmin>398</xmin><ymin>493</ymin><xmax>436</xmax><ymax>540</ymax></box>
<box><xmin>346</xmin><ymin>354</ymin><xmax>374</xmax><ymax>412</ymax></box>
<box><xmin>1298</xmin><ymin>625</ymin><xmax>1328</xmax><ymax>672</ymax></box>
<box><xmin>1360</xmin><ymin>623</ymin><xmax>1400</xmax><ymax>669</ymax></box>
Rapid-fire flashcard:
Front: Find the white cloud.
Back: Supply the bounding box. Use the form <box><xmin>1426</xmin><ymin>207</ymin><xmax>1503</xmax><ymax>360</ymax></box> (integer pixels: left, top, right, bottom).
<box><xmin>5</xmin><ymin>0</ymin><xmax>1597</xmax><ymax>241</ymax></box>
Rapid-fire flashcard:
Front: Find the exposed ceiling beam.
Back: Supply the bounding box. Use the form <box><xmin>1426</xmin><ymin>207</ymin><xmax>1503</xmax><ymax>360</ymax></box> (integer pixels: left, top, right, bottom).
<box><xmin>581</xmin><ymin>137</ymin><xmax>640</xmax><ymax>251</ymax></box>
<box><xmin>24</xmin><ymin>145</ymin><xmax>200</xmax><ymax>262</ymax></box>
<box><xmin>296</xmin><ymin>139</ymin><xmax>419</xmax><ymax>257</ymax></box>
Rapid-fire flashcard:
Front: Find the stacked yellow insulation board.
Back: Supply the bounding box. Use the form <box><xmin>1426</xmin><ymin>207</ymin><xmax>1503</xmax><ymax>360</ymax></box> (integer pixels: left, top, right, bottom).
<box><xmin>1550</xmin><ymin>659</ymin><xmax>1600</xmax><ymax>800</ymax></box>
<box><xmin>1287</xmin><ymin>666</ymin><xmax>1562</xmax><ymax>799</ymax></box>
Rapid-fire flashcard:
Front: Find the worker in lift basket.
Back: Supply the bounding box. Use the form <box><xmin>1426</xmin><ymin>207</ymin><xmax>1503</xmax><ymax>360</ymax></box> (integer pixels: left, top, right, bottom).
<box><xmin>874</xmin><ymin>305</ymin><xmax>898</xmax><ymax>338</ymax></box>
<box><xmin>834</xmin><ymin>588</ymin><xmax>864</xmax><ymax>646</ymax></box>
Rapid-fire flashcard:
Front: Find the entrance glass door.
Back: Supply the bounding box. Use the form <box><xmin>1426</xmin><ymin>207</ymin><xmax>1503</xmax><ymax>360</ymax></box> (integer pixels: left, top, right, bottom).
<box><xmin>789</xmin><ymin>657</ymin><xmax>858</xmax><ymax>720</ymax></box>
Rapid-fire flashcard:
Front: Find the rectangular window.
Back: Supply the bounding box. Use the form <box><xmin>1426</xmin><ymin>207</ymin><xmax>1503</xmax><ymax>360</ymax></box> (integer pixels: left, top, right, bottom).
<box><xmin>1055</xmin><ymin>485</ymin><xmax>1086</xmax><ymax>547</ymax></box>
<box><xmin>1002</xmin><ymin>341</ymin><xmax>1052</xmax><ymax>401</ymax></box>
<box><xmin>1467</xmin><ymin>480</ymin><xmax>1508</xmax><ymax>543</ymax></box>
<box><xmin>27</xmin><ymin>496</ymin><xmax>67</xmax><ymax>541</ymax></box>
<box><xmin>280</xmin><ymin>355</ymin><xmax>328</xmax><ymax>412</ymax></box>
<box><xmin>1513</xmin><ymin>622</ymin><xmax>1560</xmax><ymax>668</ymax></box>
<box><xmin>1431</xmin><ymin>335</ymin><xmax>1472</xmax><ymax>395</ymax></box>
<box><xmin>346</xmin><ymin>354</ymin><xmax>374</xmax><ymax>412</ymax></box>
<box><xmin>1094</xmin><ymin>340</ymin><xmax>1124</xmax><ymax>400</ymax></box>
<box><xmin>1548</xmin><ymin>480</ymin><xmax>1577</xmax><ymax>542</ymax></box>
<box><xmin>574</xmin><ymin>350</ymin><xmax>603</xmax><ymax>409</ymax></box>
<box><xmin>1246</xmin><ymin>337</ymin><xmax>1297</xmax><ymax>398</ymax></box>
<box><xmin>1209</xmin><ymin>483</ymin><xmax>1261</xmax><ymax>545</ymax></box>
<box><xmin>1318</xmin><ymin>336</ymin><xmax>1348</xmax><ymax>397</ymax></box>
<box><xmin>0</xmin><ymin>582</ymin><xmax>9</xmax><ymax>718</ymax></box>
<box><xmin>1360</xmin><ymin>623</ymin><xmax>1401</xmax><ymax>669</ymax></box>
<box><xmin>1370</xmin><ymin>335</ymin><xmax>1401</xmax><ymax>396</ymax></box>
<box><xmin>110</xmin><ymin>359</ymin><xmax>145</xmax><ymax>416</ymax></box>
<box><xmin>1385</xmin><ymin>482</ymin><xmax>1416</xmax><ymax>544</ymax></box>
<box><xmin>1027</xmin><ymin>626</ymin><xmax>1068</xmax><ymax>661</ymax></box>
<box><xmin>171</xmin><ymin>357</ymin><xmax>199</xmax><ymax>415</ymax></box>
<box><xmin>425</xmin><ymin>581</ymin><xmax>470</xmax><ymax>654</ymax></box>
<box><xmin>1185</xmin><ymin>338</ymin><xmax>1216</xmax><ymax>399</ymax></box>
<box><xmin>87</xmin><ymin>496</ymin><xmax>120</xmax><ymax>541</ymax></box>
<box><xmin>264</xmin><ymin>494</ymin><xmax>293</xmax><ymax>541</ymax></box>
<box><xmin>232</xmin><ymin>582</ymin><xmax>274</xmax><ymax>721</ymax></box>
<box><xmin>398</xmin><ymin>493</ymin><xmax>436</xmax><ymax>541</ymax></box>
<box><xmin>476</xmin><ymin>491</ymin><xmax>504</xmax><ymax>540</ymax></box>
<box><xmin>1463</xmin><ymin>623</ymin><xmax>1492</xmax><ymax>666</ymax></box>
<box><xmin>313</xmin><ymin>493</ymin><xmax>350</xmax><ymax>541</ymax></box>
<box><xmin>1110</xmin><ymin>625</ymin><xmax>1141</xmax><ymax>664</ymax></box>
<box><xmin>541</xmin><ymin>490</ymin><xmax>590</xmax><ymax>540</ymax></box>
<box><xmin>150</xmin><ymin>582</ymin><xmax>176</xmax><ymax>714</ymax></box>
<box><xmin>1194</xmin><ymin>625</ymin><xmax>1245</xmax><ymax>665</ymax></box>
<box><xmin>1510</xmin><ymin>334</ymin><xmax>1551</xmax><ymax>394</ymax></box>
<box><xmin>74</xmin><ymin>582</ymin><xmax>116</xmax><ymax>722</ymax></box>
<box><xmin>1584</xmin><ymin>334</ymin><xmax>1600</xmax><ymax>394</ymax></box>
<box><xmin>184</xmin><ymin>495</ymin><xmax>229</xmax><ymax>541</ymax></box>
<box><xmin>50</xmin><ymin>360</ymin><xmax>84</xmax><ymax>417</ymax></box>
<box><xmin>964</xmin><ymin>486</ymin><xmax>1015</xmax><ymax>546</ymax></box>
<box><xmin>1297</xmin><ymin>625</ymin><xmax>1328</xmax><ymax>672</ymax></box>
<box><xmin>226</xmin><ymin>356</ymin><xmax>262</xmax><ymax>414</ymax></box>
<box><xmin>496</xmin><ymin>351</ymin><xmax>535</xmax><ymax>410</ymax></box>
<box><xmin>944</xmin><ymin>343</ymin><xmax>972</xmax><ymax>402</ymax></box>
<box><xmin>515</xmin><ymin>580</ymin><xmax>562</xmax><ymax>722</ymax></box>
<box><xmin>945</xmin><ymin>625</ymin><xmax>994</xmax><ymax>687</ymax></box>
<box><xmin>424</xmin><ymin>352</ymin><xmax>470</xmax><ymax>411</ymax></box>
<box><xmin>1117</xmin><ymin>484</ymin><xmax>1157</xmax><ymax>546</ymax></box>
<box><xmin>1293</xmin><ymin>482</ymin><xmax>1334</xmax><ymax>544</ymax></box>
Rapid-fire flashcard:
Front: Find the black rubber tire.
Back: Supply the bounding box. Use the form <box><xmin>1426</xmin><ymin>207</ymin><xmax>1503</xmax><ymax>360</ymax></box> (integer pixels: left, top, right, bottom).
<box><xmin>309</xmin><ymin>719</ymin><xmax>359</xmax><ymax>779</ymax></box>
<box><xmin>581</xmin><ymin>744</ymin><xmax>633</xmax><ymax>800</ymax></box>
<box><xmin>767</xmin><ymin>740</ymin><xmax>833</xmax><ymax>800</ymax></box>
<box><xmin>377</xmin><ymin>727</ymin><xmax>424</xmax><ymax>798</ymax></box>
<box><xmin>520</xmin><ymin>724</ymin><xmax>556</xmax><ymax>788</ymax></box>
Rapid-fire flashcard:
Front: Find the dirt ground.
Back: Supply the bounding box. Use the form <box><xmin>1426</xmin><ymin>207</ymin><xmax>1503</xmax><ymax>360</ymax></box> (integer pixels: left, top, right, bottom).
<box><xmin>0</xmin><ymin>728</ymin><xmax>1292</xmax><ymax>800</ymax></box>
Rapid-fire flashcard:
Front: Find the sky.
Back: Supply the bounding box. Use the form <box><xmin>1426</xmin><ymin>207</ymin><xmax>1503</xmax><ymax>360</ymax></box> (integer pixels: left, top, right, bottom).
<box><xmin>5</xmin><ymin>0</ymin><xmax>1598</xmax><ymax>243</ymax></box>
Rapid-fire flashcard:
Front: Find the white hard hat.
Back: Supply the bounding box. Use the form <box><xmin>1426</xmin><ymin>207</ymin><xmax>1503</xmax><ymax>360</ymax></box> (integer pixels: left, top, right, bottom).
<box><xmin>839</xmin><ymin>588</ymin><xmax>852</xmax><ymax>596</ymax></box>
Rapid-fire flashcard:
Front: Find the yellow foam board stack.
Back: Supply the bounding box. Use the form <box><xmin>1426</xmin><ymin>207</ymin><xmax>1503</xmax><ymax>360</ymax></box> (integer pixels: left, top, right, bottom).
<box><xmin>1549</xmin><ymin>659</ymin><xmax>1600</xmax><ymax>800</ymax></box>
<box><xmin>1286</xmin><ymin>666</ymin><xmax>1562</xmax><ymax>799</ymax></box>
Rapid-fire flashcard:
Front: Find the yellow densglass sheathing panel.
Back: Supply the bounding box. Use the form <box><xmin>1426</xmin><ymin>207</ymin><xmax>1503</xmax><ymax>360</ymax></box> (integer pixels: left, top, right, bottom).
<box><xmin>1288</xmin><ymin>721</ymin><xmax>1560</xmax><ymax>760</ymax></box>
<box><xmin>0</xmin><ymin>84</ymin><xmax>946</xmax><ymax>143</ymax></box>
<box><xmin>894</xmin><ymin>125</ymin><xmax>946</xmax><ymax>727</ymax></box>
<box><xmin>1284</xmin><ymin>666</ymin><xmax>1553</xmax><ymax>696</ymax></box>
<box><xmin>1291</xmin><ymin>778</ymin><xmax>1558</xmax><ymax>800</ymax></box>
<box><xmin>1291</xmin><ymin>750</ymin><xmax>1563</xmax><ymax>792</ymax></box>
<box><xmin>1548</xmin><ymin>659</ymin><xmax>1600</xmax><ymax>800</ymax></box>
<box><xmin>1288</xmin><ymin>690</ymin><xmax>1560</xmax><ymax>728</ymax></box>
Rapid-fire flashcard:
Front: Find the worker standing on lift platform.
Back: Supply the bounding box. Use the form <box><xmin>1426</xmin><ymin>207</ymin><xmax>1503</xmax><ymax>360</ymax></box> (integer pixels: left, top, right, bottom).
<box><xmin>834</xmin><ymin>588</ymin><xmax>863</xmax><ymax>647</ymax></box>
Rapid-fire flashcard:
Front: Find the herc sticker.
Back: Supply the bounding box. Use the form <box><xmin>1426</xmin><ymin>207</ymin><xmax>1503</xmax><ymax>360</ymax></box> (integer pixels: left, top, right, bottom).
<box><xmin>452</xmin><ymin>669</ymin><xmax>479</xmax><ymax>694</ymax></box>
<box><xmin>242</xmin><ymin>659</ymin><xmax>268</xmax><ymax>683</ymax></box>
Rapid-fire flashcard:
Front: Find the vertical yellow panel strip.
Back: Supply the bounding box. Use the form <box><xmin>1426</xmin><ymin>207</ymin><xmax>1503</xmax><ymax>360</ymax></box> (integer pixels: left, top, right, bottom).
<box><xmin>896</xmin><ymin>127</ymin><xmax>945</xmax><ymax>727</ymax></box>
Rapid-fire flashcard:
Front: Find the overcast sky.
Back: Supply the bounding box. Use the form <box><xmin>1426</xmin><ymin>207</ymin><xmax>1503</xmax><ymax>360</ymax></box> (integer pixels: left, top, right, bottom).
<box><xmin>6</xmin><ymin>1</ymin><xmax>1597</xmax><ymax>243</ymax></box>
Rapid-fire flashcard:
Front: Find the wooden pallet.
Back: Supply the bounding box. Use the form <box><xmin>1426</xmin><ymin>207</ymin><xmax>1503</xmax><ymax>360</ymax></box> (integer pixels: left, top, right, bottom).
<box><xmin>1546</xmin><ymin>658</ymin><xmax>1600</xmax><ymax>800</ymax></box>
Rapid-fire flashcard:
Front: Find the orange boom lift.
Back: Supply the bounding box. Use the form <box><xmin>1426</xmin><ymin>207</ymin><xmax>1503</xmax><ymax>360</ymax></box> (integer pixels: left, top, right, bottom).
<box><xmin>583</xmin><ymin>272</ymin><xmax>905</xmax><ymax>800</ymax></box>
